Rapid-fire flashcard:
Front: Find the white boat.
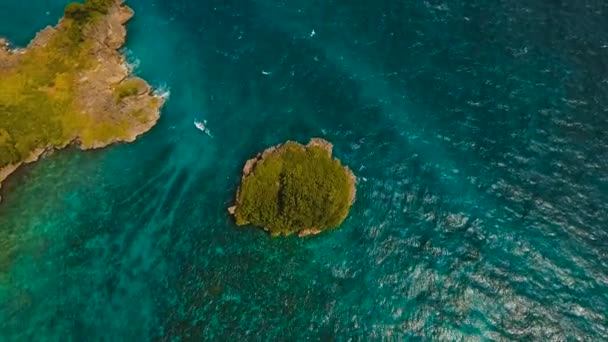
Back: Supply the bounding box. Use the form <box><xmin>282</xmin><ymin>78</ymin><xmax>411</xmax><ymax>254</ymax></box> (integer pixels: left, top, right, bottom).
<box><xmin>194</xmin><ymin>120</ymin><xmax>213</xmax><ymax>137</ymax></box>
<box><xmin>194</xmin><ymin>119</ymin><xmax>206</xmax><ymax>131</ymax></box>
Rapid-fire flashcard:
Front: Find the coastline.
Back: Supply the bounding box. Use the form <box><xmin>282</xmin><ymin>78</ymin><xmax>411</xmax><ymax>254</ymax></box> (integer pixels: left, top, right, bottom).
<box><xmin>0</xmin><ymin>0</ymin><xmax>166</xmax><ymax>201</ymax></box>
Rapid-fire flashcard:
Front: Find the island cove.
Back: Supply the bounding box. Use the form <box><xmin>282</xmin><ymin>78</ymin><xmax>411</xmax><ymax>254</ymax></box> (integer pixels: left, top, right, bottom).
<box><xmin>229</xmin><ymin>138</ymin><xmax>357</xmax><ymax>237</ymax></box>
<box><xmin>0</xmin><ymin>0</ymin><xmax>165</xmax><ymax>200</ymax></box>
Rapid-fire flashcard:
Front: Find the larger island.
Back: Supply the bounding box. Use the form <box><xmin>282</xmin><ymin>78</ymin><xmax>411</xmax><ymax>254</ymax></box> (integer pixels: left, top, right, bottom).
<box><xmin>0</xmin><ymin>0</ymin><xmax>164</xmax><ymax>199</ymax></box>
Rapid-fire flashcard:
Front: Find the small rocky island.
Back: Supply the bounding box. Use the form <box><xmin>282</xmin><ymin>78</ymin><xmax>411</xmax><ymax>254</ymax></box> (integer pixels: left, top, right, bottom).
<box><xmin>229</xmin><ymin>138</ymin><xmax>356</xmax><ymax>237</ymax></box>
<box><xmin>0</xmin><ymin>0</ymin><xmax>164</xmax><ymax>199</ymax></box>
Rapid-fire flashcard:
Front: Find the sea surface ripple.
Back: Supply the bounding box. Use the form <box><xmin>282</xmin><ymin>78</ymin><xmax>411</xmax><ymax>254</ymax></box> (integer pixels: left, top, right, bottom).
<box><xmin>0</xmin><ymin>0</ymin><xmax>607</xmax><ymax>340</ymax></box>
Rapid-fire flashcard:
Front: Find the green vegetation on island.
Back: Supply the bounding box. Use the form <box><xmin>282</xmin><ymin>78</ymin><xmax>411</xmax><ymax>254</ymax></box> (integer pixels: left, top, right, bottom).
<box><xmin>230</xmin><ymin>138</ymin><xmax>356</xmax><ymax>237</ymax></box>
<box><xmin>113</xmin><ymin>78</ymin><xmax>147</xmax><ymax>101</ymax></box>
<box><xmin>0</xmin><ymin>0</ymin><xmax>164</xmax><ymax>195</ymax></box>
<box><xmin>64</xmin><ymin>0</ymin><xmax>115</xmax><ymax>22</ymax></box>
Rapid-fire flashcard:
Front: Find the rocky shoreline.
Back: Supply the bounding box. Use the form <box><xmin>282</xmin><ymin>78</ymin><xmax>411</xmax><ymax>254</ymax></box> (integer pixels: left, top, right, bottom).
<box><xmin>0</xmin><ymin>0</ymin><xmax>165</xmax><ymax>201</ymax></box>
<box><xmin>229</xmin><ymin>138</ymin><xmax>357</xmax><ymax>237</ymax></box>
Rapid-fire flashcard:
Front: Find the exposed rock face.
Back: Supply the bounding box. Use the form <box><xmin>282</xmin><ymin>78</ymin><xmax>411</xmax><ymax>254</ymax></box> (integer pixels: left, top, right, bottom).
<box><xmin>297</xmin><ymin>228</ymin><xmax>322</xmax><ymax>237</ymax></box>
<box><xmin>227</xmin><ymin>206</ymin><xmax>237</xmax><ymax>215</ymax></box>
<box><xmin>0</xmin><ymin>38</ymin><xmax>17</xmax><ymax>69</ymax></box>
<box><xmin>307</xmin><ymin>138</ymin><xmax>333</xmax><ymax>155</ymax></box>
<box><xmin>0</xmin><ymin>0</ymin><xmax>165</xmax><ymax>201</ymax></box>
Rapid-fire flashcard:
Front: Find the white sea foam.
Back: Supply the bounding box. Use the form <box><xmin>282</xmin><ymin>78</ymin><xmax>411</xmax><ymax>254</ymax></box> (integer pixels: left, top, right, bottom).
<box><xmin>0</xmin><ymin>38</ymin><xmax>25</xmax><ymax>54</ymax></box>
<box><xmin>126</xmin><ymin>57</ymin><xmax>141</xmax><ymax>73</ymax></box>
<box><xmin>121</xmin><ymin>48</ymin><xmax>141</xmax><ymax>73</ymax></box>
<box><xmin>153</xmin><ymin>83</ymin><xmax>171</xmax><ymax>101</ymax></box>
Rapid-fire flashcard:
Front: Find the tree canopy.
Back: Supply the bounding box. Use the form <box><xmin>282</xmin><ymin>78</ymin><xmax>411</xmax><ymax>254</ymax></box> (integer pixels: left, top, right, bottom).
<box><xmin>233</xmin><ymin>140</ymin><xmax>355</xmax><ymax>236</ymax></box>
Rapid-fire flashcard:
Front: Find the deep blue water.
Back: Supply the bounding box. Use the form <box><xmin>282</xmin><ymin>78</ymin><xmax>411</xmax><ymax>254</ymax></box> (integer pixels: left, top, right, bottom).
<box><xmin>1</xmin><ymin>0</ymin><xmax>608</xmax><ymax>340</ymax></box>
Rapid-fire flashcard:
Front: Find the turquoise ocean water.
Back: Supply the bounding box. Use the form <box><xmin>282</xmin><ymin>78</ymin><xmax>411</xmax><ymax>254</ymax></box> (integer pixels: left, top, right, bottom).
<box><xmin>1</xmin><ymin>0</ymin><xmax>608</xmax><ymax>340</ymax></box>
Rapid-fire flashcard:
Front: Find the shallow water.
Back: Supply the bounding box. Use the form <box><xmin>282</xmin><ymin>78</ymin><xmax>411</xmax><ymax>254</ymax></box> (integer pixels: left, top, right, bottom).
<box><xmin>1</xmin><ymin>0</ymin><xmax>607</xmax><ymax>340</ymax></box>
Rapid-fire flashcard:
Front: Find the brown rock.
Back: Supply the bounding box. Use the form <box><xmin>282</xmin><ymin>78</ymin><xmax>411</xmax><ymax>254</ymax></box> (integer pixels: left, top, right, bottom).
<box><xmin>298</xmin><ymin>228</ymin><xmax>322</xmax><ymax>237</ymax></box>
<box><xmin>307</xmin><ymin>138</ymin><xmax>333</xmax><ymax>155</ymax></box>
<box><xmin>242</xmin><ymin>157</ymin><xmax>258</xmax><ymax>177</ymax></box>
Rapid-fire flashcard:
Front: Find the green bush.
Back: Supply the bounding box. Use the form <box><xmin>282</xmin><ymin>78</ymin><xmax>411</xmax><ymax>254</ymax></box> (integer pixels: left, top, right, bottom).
<box><xmin>114</xmin><ymin>79</ymin><xmax>144</xmax><ymax>100</ymax></box>
<box><xmin>64</xmin><ymin>3</ymin><xmax>90</xmax><ymax>22</ymax></box>
<box><xmin>85</xmin><ymin>0</ymin><xmax>115</xmax><ymax>14</ymax></box>
<box><xmin>64</xmin><ymin>0</ymin><xmax>113</xmax><ymax>24</ymax></box>
<box><xmin>234</xmin><ymin>141</ymin><xmax>354</xmax><ymax>236</ymax></box>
